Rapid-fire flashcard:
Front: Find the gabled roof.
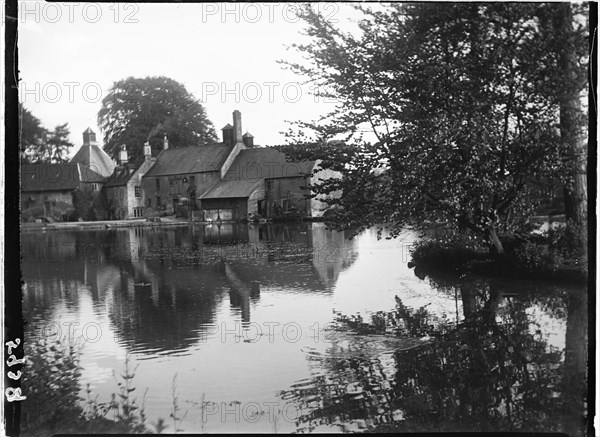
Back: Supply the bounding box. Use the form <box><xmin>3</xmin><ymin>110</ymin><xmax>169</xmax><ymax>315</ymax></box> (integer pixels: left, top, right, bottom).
<box><xmin>223</xmin><ymin>148</ymin><xmax>316</xmax><ymax>181</ymax></box>
<box><xmin>200</xmin><ymin>179</ymin><xmax>263</xmax><ymax>199</ymax></box>
<box><xmin>70</xmin><ymin>144</ymin><xmax>116</xmax><ymax>178</ymax></box>
<box><xmin>21</xmin><ymin>163</ymin><xmax>104</xmax><ymax>192</ymax></box>
<box><xmin>103</xmin><ymin>164</ymin><xmax>138</xmax><ymax>187</ymax></box>
<box><xmin>144</xmin><ymin>144</ymin><xmax>234</xmax><ymax>177</ymax></box>
<box><xmin>199</xmin><ymin>147</ymin><xmax>316</xmax><ymax>200</ymax></box>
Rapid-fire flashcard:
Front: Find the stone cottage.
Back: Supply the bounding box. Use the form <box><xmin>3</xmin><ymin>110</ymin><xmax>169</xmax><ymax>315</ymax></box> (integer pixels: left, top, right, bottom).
<box><xmin>142</xmin><ymin>110</ymin><xmax>340</xmax><ymax>221</ymax></box>
<box><xmin>21</xmin><ymin>162</ymin><xmax>105</xmax><ymax>222</ymax></box>
<box><xmin>21</xmin><ymin>128</ymin><xmax>114</xmax><ymax>222</ymax></box>
<box><xmin>103</xmin><ymin>143</ymin><xmax>156</xmax><ymax>220</ymax></box>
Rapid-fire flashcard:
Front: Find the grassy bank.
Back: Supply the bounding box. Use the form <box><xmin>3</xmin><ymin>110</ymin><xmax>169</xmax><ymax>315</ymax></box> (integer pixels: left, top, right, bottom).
<box><xmin>409</xmin><ymin>227</ymin><xmax>588</xmax><ymax>284</ymax></box>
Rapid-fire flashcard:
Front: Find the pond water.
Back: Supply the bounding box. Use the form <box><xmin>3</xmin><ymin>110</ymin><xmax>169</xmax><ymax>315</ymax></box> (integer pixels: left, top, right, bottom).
<box><xmin>20</xmin><ymin>223</ymin><xmax>587</xmax><ymax>435</ymax></box>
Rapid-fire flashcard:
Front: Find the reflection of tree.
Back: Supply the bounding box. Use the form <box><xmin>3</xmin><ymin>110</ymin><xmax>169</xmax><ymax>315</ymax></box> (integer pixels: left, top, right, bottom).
<box><xmin>107</xmin><ymin>262</ymin><xmax>223</xmax><ymax>354</ymax></box>
<box><xmin>279</xmin><ymin>346</ymin><xmax>403</xmax><ymax>433</ymax></box>
<box><xmin>283</xmin><ymin>284</ymin><xmax>583</xmax><ymax>434</ymax></box>
<box><xmin>561</xmin><ymin>290</ymin><xmax>587</xmax><ymax>437</ymax></box>
<box><xmin>392</xmin><ymin>303</ymin><xmax>564</xmax><ymax>432</ymax></box>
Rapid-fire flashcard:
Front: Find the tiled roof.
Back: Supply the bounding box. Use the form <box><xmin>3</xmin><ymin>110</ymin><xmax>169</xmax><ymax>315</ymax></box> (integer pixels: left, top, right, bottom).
<box><xmin>200</xmin><ymin>147</ymin><xmax>316</xmax><ymax>200</ymax></box>
<box><xmin>223</xmin><ymin>148</ymin><xmax>316</xmax><ymax>181</ymax></box>
<box><xmin>200</xmin><ymin>179</ymin><xmax>262</xmax><ymax>199</ymax></box>
<box><xmin>70</xmin><ymin>144</ymin><xmax>116</xmax><ymax>177</ymax></box>
<box><xmin>21</xmin><ymin>163</ymin><xmax>104</xmax><ymax>192</ymax></box>
<box><xmin>104</xmin><ymin>164</ymin><xmax>138</xmax><ymax>187</ymax></box>
<box><xmin>144</xmin><ymin>144</ymin><xmax>233</xmax><ymax>177</ymax></box>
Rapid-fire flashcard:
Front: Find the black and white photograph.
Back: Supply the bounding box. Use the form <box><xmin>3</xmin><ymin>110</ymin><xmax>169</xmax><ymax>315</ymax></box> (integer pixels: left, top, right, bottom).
<box><xmin>3</xmin><ymin>1</ymin><xmax>595</xmax><ymax>435</ymax></box>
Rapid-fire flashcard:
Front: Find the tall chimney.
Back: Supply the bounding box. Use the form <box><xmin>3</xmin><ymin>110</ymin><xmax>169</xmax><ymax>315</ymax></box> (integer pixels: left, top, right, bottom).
<box><xmin>83</xmin><ymin>128</ymin><xmax>97</xmax><ymax>145</ymax></box>
<box><xmin>118</xmin><ymin>145</ymin><xmax>128</xmax><ymax>165</ymax></box>
<box><xmin>243</xmin><ymin>132</ymin><xmax>254</xmax><ymax>148</ymax></box>
<box><xmin>144</xmin><ymin>141</ymin><xmax>152</xmax><ymax>159</ymax></box>
<box><xmin>222</xmin><ymin>124</ymin><xmax>234</xmax><ymax>147</ymax></box>
<box><xmin>233</xmin><ymin>110</ymin><xmax>243</xmax><ymax>145</ymax></box>
<box><xmin>163</xmin><ymin>134</ymin><xmax>169</xmax><ymax>150</ymax></box>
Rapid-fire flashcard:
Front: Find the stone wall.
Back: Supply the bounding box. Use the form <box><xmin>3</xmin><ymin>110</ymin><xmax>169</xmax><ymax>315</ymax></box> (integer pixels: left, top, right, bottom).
<box><xmin>105</xmin><ymin>185</ymin><xmax>128</xmax><ymax>219</ymax></box>
<box><xmin>142</xmin><ymin>171</ymin><xmax>221</xmax><ymax>217</ymax></box>
<box><xmin>248</xmin><ymin>183</ymin><xmax>265</xmax><ymax>216</ymax></box>
<box><xmin>264</xmin><ymin>176</ymin><xmax>311</xmax><ymax>217</ymax></box>
<box><xmin>21</xmin><ymin>190</ymin><xmax>75</xmax><ymax>222</ymax></box>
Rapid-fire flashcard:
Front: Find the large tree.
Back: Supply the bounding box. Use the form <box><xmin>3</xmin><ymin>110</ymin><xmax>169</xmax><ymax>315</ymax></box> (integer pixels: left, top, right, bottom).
<box><xmin>19</xmin><ymin>103</ymin><xmax>74</xmax><ymax>164</ymax></box>
<box><xmin>281</xmin><ymin>3</ymin><xmax>589</xmax><ymax>254</ymax></box>
<box><xmin>98</xmin><ymin>76</ymin><xmax>218</xmax><ymax>164</ymax></box>
<box><xmin>554</xmin><ymin>3</ymin><xmax>589</xmax><ymax>259</ymax></box>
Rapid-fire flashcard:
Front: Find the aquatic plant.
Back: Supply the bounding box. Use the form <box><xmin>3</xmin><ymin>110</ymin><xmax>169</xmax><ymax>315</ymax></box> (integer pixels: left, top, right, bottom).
<box><xmin>21</xmin><ymin>336</ymin><xmax>160</xmax><ymax>435</ymax></box>
<box><xmin>170</xmin><ymin>373</ymin><xmax>188</xmax><ymax>433</ymax></box>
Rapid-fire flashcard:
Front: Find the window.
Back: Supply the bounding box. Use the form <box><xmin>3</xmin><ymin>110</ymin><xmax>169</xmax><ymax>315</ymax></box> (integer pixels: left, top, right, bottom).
<box><xmin>134</xmin><ymin>186</ymin><xmax>141</xmax><ymax>198</ymax></box>
<box><xmin>155</xmin><ymin>178</ymin><xmax>160</xmax><ymax>190</ymax></box>
<box><xmin>266</xmin><ymin>180</ymin><xmax>273</xmax><ymax>190</ymax></box>
<box><xmin>146</xmin><ymin>198</ymin><xmax>151</xmax><ymax>207</ymax></box>
<box><xmin>92</xmin><ymin>183</ymin><xmax>99</xmax><ymax>191</ymax></box>
<box><xmin>120</xmin><ymin>188</ymin><xmax>125</xmax><ymax>199</ymax></box>
<box><xmin>133</xmin><ymin>207</ymin><xmax>144</xmax><ymax>218</ymax></box>
<box><xmin>189</xmin><ymin>175</ymin><xmax>195</xmax><ymax>186</ymax></box>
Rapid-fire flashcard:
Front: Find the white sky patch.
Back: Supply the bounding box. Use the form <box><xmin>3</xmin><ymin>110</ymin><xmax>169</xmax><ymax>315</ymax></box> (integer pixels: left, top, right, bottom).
<box><xmin>18</xmin><ymin>2</ymin><xmax>367</xmax><ymax>155</ymax></box>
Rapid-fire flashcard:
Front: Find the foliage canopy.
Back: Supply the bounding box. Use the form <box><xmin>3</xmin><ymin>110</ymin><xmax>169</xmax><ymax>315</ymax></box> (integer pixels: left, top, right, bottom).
<box><xmin>280</xmin><ymin>3</ymin><xmax>588</xmax><ymax>251</ymax></box>
<box><xmin>98</xmin><ymin>76</ymin><xmax>218</xmax><ymax>164</ymax></box>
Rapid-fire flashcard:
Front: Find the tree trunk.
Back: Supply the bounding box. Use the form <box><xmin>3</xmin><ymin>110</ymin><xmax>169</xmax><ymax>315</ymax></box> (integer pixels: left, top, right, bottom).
<box><xmin>558</xmin><ymin>3</ymin><xmax>588</xmax><ymax>259</ymax></box>
<box><xmin>562</xmin><ymin>290</ymin><xmax>587</xmax><ymax>437</ymax></box>
<box><xmin>488</xmin><ymin>227</ymin><xmax>504</xmax><ymax>255</ymax></box>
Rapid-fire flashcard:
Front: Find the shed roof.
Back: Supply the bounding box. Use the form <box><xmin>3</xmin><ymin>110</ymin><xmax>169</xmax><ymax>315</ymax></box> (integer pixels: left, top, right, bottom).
<box><xmin>200</xmin><ymin>179</ymin><xmax>262</xmax><ymax>199</ymax></box>
<box><xmin>144</xmin><ymin>144</ymin><xmax>233</xmax><ymax>177</ymax></box>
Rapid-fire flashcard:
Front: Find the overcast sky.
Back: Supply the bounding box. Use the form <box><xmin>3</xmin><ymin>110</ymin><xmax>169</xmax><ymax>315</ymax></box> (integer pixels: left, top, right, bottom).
<box><xmin>18</xmin><ymin>2</ymin><xmax>360</xmax><ymax>156</ymax></box>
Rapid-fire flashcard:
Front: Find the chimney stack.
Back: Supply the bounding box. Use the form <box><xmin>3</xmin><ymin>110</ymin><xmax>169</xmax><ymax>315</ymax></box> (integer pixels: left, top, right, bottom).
<box><xmin>118</xmin><ymin>145</ymin><xmax>128</xmax><ymax>165</ymax></box>
<box><xmin>83</xmin><ymin>128</ymin><xmax>97</xmax><ymax>146</ymax></box>
<box><xmin>243</xmin><ymin>132</ymin><xmax>254</xmax><ymax>148</ymax></box>
<box><xmin>233</xmin><ymin>110</ymin><xmax>243</xmax><ymax>145</ymax></box>
<box><xmin>163</xmin><ymin>134</ymin><xmax>169</xmax><ymax>150</ymax></box>
<box><xmin>222</xmin><ymin>124</ymin><xmax>234</xmax><ymax>147</ymax></box>
<box><xmin>144</xmin><ymin>141</ymin><xmax>152</xmax><ymax>160</ymax></box>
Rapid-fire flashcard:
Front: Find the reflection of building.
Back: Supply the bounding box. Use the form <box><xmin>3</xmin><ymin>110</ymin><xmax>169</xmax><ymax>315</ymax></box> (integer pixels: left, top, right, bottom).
<box><xmin>309</xmin><ymin>223</ymin><xmax>357</xmax><ymax>288</ymax></box>
<box><xmin>224</xmin><ymin>263</ymin><xmax>260</xmax><ymax>325</ymax></box>
<box><xmin>21</xmin><ymin>222</ymin><xmax>359</xmax><ymax>357</ymax></box>
<box><xmin>106</xmin><ymin>260</ymin><xmax>224</xmax><ymax>352</ymax></box>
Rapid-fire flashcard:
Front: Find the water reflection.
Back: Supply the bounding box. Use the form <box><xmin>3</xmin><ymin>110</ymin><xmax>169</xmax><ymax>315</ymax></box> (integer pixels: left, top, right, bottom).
<box><xmin>20</xmin><ymin>225</ymin><xmax>586</xmax><ymax>434</ymax></box>
<box><xmin>279</xmin><ymin>268</ymin><xmax>587</xmax><ymax>435</ymax></box>
<box><xmin>22</xmin><ymin>223</ymin><xmax>358</xmax><ymax>356</ymax></box>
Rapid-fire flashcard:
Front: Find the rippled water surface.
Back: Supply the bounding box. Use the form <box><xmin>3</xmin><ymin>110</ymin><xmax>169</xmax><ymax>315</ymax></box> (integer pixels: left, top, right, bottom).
<box><xmin>21</xmin><ymin>223</ymin><xmax>587</xmax><ymax>434</ymax></box>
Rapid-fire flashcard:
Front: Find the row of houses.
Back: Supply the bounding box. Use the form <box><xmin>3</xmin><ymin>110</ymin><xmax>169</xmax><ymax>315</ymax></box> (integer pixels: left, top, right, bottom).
<box><xmin>21</xmin><ymin>111</ymin><xmax>340</xmax><ymax>223</ymax></box>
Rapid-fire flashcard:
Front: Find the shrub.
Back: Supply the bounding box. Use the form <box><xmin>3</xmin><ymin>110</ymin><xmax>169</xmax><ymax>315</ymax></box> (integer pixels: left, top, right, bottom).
<box><xmin>514</xmin><ymin>241</ymin><xmax>563</xmax><ymax>273</ymax></box>
<box><xmin>21</xmin><ymin>336</ymin><xmax>158</xmax><ymax>436</ymax></box>
<box><xmin>21</xmin><ymin>336</ymin><xmax>84</xmax><ymax>436</ymax></box>
<box><xmin>410</xmin><ymin>234</ymin><xmax>484</xmax><ymax>269</ymax></box>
